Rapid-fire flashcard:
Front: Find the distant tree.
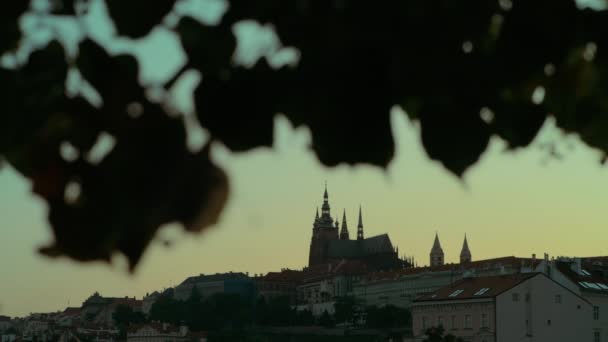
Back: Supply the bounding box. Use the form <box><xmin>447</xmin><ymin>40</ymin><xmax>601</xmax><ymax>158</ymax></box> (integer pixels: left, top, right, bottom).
<box><xmin>365</xmin><ymin>305</ymin><xmax>411</xmax><ymax>329</ymax></box>
<box><xmin>149</xmin><ymin>292</ymin><xmax>184</xmax><ymax>326</ymax></box>
<box><xmin>318</xmin><ymin>310</ymin><xmax>335</xmax><ymax>329</ymax></box>
<box><xmin>184</xmin><ymin>287</ymin><xmax>205</xmax><ymax>330</ymax></box>
<box><xmin>334</xmin><ymin>296</ymin><xmax>362</xmax><ymax>326</ymax></box>
<box><xmin>294</xmin><ymin>309</ymin><xmax>314</xmax><ymax>326</ymax></box>
<box><xmin>422</xmin><ymin>326</ymin><xmax>464</xmax><ymax>342</ymax></box>
<box><xmin>113</xmin><ymin>304</ymin><xmax>146</xmax><ymax>339</ymax></box>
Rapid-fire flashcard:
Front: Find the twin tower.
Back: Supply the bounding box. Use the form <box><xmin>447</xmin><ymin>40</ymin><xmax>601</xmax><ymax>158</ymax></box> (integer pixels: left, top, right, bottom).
<box><xmin>430</xmin><ymin>233</ymin><xmax>472</xmax><ymax>267</ymax></box>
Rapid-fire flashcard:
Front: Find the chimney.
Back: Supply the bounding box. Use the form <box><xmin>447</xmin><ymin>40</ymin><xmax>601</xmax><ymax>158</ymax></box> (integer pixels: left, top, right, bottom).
<box><xmin>532</xmin><ymin>254</ymin><xmax>536</xmax><ymax>267</ymax></box>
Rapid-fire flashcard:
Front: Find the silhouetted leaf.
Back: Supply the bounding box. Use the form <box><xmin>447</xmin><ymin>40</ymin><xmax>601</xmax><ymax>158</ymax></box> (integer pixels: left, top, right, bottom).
<box><xmin>419</xmin><ymin>103</ymin><xmax>491</xmax><ymax>177</ymax></box>
<box><xmin>106</xmin><ymin>0</ymin><xmax>177</xmax><ymax>38</ymax></box>
<box><xmin>0</xmin><ymin>2</ymin><xmax>29</xmax><ymax>54</ymax></box>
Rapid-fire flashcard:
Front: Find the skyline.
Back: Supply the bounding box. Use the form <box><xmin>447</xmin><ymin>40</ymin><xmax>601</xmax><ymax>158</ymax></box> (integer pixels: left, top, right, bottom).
<box><xmin>2</xmin><ymin>110</ymin><xmax>608</xmax><ymax>317</ymax></box>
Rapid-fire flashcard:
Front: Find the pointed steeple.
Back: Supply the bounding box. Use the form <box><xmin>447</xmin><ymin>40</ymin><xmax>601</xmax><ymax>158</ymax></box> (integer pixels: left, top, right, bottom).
<box><xmin>357</xmin><ymin>205</ymin><xmax>364</xmax><ymax>240</ymax></box>
<box><xmin>460</xmin><ymin>233</ymin><xmax>472</xmax><ymax>264</ymax></box>
<box><xmin>321</xmin><ymin>182</ymin><xmax>331</xmax><ymax>219</ymax></box>
<box><xmin>315</xmin><ymin>207</ymin><xmax>319</xmax><ymax>220</ymax></box>
<box><xmin>432</xmin><ymin>232</ymin><xmax>442</xmax><ymax>250</ymax></box>
<box><xmin>430</xmin><ymin>232</ymin><xmax>444</xmax><ymax>267</ymax></box>
<box><xmin>340</xmin><ymin>209</ymin><xmax>350</xmax><ymax>240</ymax></box>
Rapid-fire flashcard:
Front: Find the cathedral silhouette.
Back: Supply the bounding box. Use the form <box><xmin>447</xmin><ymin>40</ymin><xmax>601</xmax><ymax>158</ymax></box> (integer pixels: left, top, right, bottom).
<box><xmin>308</xmin><ymin>184</ymin><xmax>409</xmax><ymax>271</ymax></box>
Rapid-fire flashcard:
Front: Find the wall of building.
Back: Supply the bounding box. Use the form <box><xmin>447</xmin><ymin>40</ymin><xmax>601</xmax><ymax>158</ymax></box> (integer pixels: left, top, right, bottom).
<box><xmin>353</xmin><ymin>271</ymin><xmax>459</xmax><ymax>309</ymax></box>
<box><xmin>496</xmin><ymin>275</ymin><xmax>592</xmax><ymax>342</ymax></box>
<box><xmin>585</xmin><ymin>294</ymin><xmax>608</xmax><ymax>342</ymax></box>
<box><xmin>411</xmin><ymin>299</ymin><xmax>496</xmax><ymax>342</ymax></box>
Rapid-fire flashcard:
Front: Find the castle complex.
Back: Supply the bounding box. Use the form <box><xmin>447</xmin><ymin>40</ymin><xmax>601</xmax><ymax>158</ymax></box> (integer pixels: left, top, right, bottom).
<box><xmin>307</xmin><ymin>185</ymin><xmax>408</xmax><ymax>271</ymax></box>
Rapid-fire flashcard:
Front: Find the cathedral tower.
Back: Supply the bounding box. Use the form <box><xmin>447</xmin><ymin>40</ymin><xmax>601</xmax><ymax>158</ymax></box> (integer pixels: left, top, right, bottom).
<box><xmin>308</xmin><ymin>183</ymin><xmax>339</xmax><ymax>266</ymax></box>
<box><xmin>460</xmin><ymin>234</ymin><xmax>471</xmax><ymax>264</ymax></box>
<box><xmin>430</xmin><ymin>232</ymin><xmax>444</xmax><ymax>267</ymax></box>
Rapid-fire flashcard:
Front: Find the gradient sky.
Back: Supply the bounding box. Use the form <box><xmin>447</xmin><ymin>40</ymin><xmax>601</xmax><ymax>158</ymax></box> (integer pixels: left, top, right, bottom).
<box><xmin>1</xmin><ymin>0</ymin><xmax>608</xmax><ymax>318</ymax></box>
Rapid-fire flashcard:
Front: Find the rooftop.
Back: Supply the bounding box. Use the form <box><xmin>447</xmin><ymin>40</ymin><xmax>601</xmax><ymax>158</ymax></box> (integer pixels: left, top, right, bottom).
<box><xmin>415</xmin><ymin>273</ymin><xmax>539</xmax><ymax>302</ymax></box>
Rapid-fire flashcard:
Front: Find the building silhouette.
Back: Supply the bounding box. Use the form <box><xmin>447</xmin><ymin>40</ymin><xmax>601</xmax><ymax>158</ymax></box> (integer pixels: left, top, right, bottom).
<box><xmin>430</xmin><ymin>232</ymin><xmax>445</xmax><ymax>267</ymax></box>
<box><xmin>460</xmin><ymin>233</ymin><xmax>472</xmax><ymax>264</ymax></box>
<box><xmin>307</xmin><ymin>184</ymin><xmax>406</xmax><ymax>271</ymax></box>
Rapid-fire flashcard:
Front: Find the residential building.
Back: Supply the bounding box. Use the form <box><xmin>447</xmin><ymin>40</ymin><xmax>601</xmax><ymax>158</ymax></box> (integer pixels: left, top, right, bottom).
<box><xmin>142</xmin><ymin>292</ymin><xmax>161</xmax><ymax>315</ymax></box>
<box><xmin>544</xmin><ymin>257</ymin><xmax>608</xmax><ymax>342</ymax></box>
<box><xmin>256</xmin><ymin>269</ymin><xmax>304</xmax><ymax>304</ymax></box>
<box><xmin>353</xmin><ymin>256</ymin><xmax>541</xmax><ymax>309</ymax></box>
<box><xmin>127</xmin><ymin>323</ymin><xmax>206</xmax><ymax>342</ymax></box>
<box><xmin>0</xmin><ymin>317</ymin><xmax>11</xmax><ymax>332</ymax></box>
<box><xmin>296</xmin><ymin>260</ymin><xmax>366</xmax><ymax>316</ymax></box>
<box><xmin>173</xmin><ymin>272</ymin><xmax>256</xmax><ymax>302</ymax></box>
<box><xmin>412</xmin><ymin>273</ymin><xmax>591</xmax><ymax>342</ymax></box>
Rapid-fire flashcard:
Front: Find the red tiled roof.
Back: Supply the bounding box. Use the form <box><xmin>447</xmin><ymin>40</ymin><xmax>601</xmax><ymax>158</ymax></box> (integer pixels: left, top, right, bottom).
<box><xmin>363</xmin><ymin>256</ymin><xmax>540</xmax><ymax>282</ymax></box>
<box><xmin>262</xmin><ymin>270</ymin><xmax>306</xmax><ymax>282</ymax></box>
<box><xmin>61</xmin><ymin>308</ymin><xmax>81</xmax><ymax>316</ymax></box>
<box><xmin>415</xmin><ymin>273</ymin><xmax>539</xmax><ymax>302</ymax></box>
<box><xmin>127</xmin><ymin>323</ymin><xmax>182</xmax><ymax>334</ymax></box>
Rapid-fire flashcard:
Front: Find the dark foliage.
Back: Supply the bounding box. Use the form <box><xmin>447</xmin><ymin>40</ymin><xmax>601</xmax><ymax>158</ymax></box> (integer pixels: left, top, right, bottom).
<box><xmin>113</xmin><ymin>304</ymin><xmax>147</xmax><ymax>339</ymax></box>
<box><xmin>318</xmin><ymin>310</ymin><xmax>335</xmax><ymax>329</ymax></box>
<box><xmin>364</xmin><ymin>305</ymin><xmax>411</xmax><ymax>329</ymax></box>
<box><xmin>333</xmin><ymin>296</ymin><xmax>363</xmax><ymax>326</ymax></box>
<box><xmin>2</xmin><ymin>1</ymin><xmax>608</xmax><ymax>268</ymax></box>
<box><xmin>422</xmin><ymin>326</ymin><xmax>464</xmax><ymax>342</ymax></box>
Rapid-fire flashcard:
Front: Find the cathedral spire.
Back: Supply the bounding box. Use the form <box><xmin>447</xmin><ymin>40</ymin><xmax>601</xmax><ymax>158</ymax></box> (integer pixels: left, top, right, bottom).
<box><xmin>340</xmin><ymin>209</ymin><xmax>350</xmax><ymax>240</ymax></box>
<box><xmin>430</xmin><ymin>232</ymin><xmax>444</xmax><ymax>267</ymax></box>
<box><xmin>460</xmin><ymin>233</ymin><xmax>472</xmax><ymax>264</ymax></box>
<box><xmin>357</xmin><ymin>205</ymin><xmax>364</xmax><ymax>240</ymax></box>
<box><xmin>321</xmin><ymin>182</ymin><xmax>331</xmax><ymax>218</ymax></box>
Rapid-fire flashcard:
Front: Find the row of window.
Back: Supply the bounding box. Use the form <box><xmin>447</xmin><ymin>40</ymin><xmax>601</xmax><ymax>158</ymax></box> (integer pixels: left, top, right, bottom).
<box><xmin>421</xmin><ymin>313</ymin><xmax>489</xmax><ymax>330</ymax></box>
<box><xmin>512</xmin><ymin>293</ymin><xmax>566</xmax><ymax>305</ymax></box>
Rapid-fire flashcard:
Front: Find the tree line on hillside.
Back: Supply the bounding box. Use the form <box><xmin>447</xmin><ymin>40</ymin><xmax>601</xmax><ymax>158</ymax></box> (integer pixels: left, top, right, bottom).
<box><xmin>113</xmin><ymin>289</ymin><xmax>412</xmax><ymax>334</ymax></box>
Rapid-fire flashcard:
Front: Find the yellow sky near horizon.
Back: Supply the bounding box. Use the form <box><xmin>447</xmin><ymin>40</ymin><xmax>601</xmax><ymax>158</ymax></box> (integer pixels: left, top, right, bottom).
<box><xmin>1</xmin><ymin>109</ymin><xmax>607</xmax><ymax>317</ymax></box>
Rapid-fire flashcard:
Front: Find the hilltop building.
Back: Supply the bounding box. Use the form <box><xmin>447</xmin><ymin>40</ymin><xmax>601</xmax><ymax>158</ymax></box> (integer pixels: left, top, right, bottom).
<box><xmin>307</xmin><ymin>185</ymin><xmax>407</xmax><ymax>271</ymax></box>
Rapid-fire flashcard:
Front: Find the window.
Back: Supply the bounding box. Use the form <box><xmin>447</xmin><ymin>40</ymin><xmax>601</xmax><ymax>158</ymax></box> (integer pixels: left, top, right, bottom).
<box><xmin>594</xmin><ymin>306</ymin><xmax>600</xmax><ymax>320</ymax></box>
<box><xmin>451</xmin><ymin>315</ymin><xmax>457</xmax><ymax>329</ymax></box>
<box><xmin>422</xmin><ymin>316</ymin><xmax>428</xmax><ymax>330</ymax></box>
<box><xmin>512</xmin><ymin>293</ymin><xmax>520</xmax><ymax>302</ymax></box>
<box><xmin>594</xmin><ymin>331</ymin><xmax>601</xmax><ymax>342</ymax></box>
<box><xmin>438</xmin><ymin>316</ymin><xmax>444</xmax><ymax>327</ymax></box>
<box><xmin>481</xmin><ymin>313</ymin><xmax>488</xmax><ymax>328</ymax></box>
<box><xmin>474</xmin><ymin>288</ymin><xmax>490</xmax><ymax>296</ymax></box>
<box><xmin>464</xmin><ymin>315</ymin><xmax>472</xmax><ymax>329</ymax></box>
<box><xmin>449</xmin><ymin>289</ymin><xmax>464</xmax><ymax>297</ymax></box>
<box><xmin>555</xmin><ymin>295</ymin><xmax>561</xmax><ymax>304</ymax></box>
<box><xmin>547</xmin><ymin>319</ymin><xmax>551</xmax><ymax>326</ymax></box>
<box><xmin>525</xmin><ymin>293</ymin><xmax>530</xmax><ymax>302</ymax></box>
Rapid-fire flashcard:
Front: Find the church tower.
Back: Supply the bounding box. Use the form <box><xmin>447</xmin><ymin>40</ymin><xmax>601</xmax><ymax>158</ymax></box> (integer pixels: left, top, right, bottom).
<box><xmin>308</xmin><ymin>183</ymin><xmax>339</xmax><ymax>267</ymax></box>
<box><xmin>357</xmin><ymin>206</ymin><xmax>364</xmax><ymax>240</ymax></box>
<box><xmin>430</xmin><ymin>232</ymin><xmax>444</xmax><ymax>267</ymax></box>
<box><xmin>460</xmin><ymin>234</ymin><xmax>472</xmax><ymax>264</ymax></box>
<box><xmin>340</xmin><ymin>209</ymin><xmax>350</xmax><ymax>240</ymax></box>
